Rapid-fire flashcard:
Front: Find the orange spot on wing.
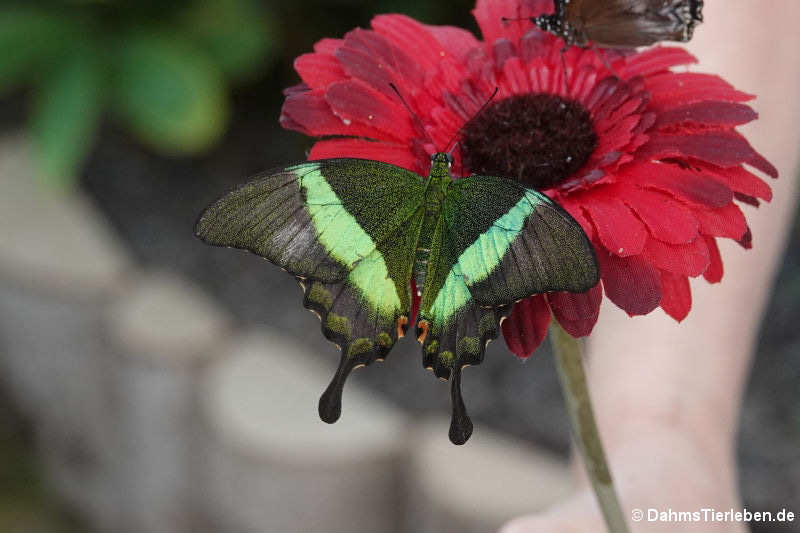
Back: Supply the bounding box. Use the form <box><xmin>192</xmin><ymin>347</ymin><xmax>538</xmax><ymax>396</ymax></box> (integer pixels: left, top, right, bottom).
<box><xmin>397</xmin><ymin>316</ymin><xmax>409</xmax><ymax>338</ymax></box>
<box><xmin>417</xmin><ymin>320</ymin><xmax>429</xmax><ymax>343</ymax></box>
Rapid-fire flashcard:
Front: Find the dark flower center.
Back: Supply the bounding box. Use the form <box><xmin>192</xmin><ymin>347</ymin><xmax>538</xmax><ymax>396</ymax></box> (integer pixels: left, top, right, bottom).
<box><xmin>460</xmin><ymin>94</ymin><xmax>596</xmax><ymax>189</ymax></box>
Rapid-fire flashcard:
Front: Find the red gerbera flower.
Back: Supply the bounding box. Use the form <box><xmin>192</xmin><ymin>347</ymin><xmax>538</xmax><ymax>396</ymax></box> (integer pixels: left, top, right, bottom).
<box><xmin>279</xmin><ymin>0</ymin><xmax>777</xmax><ymax>357</ymax></box>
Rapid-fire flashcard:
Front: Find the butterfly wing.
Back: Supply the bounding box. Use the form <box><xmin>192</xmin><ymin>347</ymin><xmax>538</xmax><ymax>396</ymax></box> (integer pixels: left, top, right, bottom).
<box><xmin>575</xmin><ymin>0</ymin><xmax>701</xmax><ymax>46</ymax></box>
<box><xmin>417</xmin><ymin>175</ymin><xmax>598</xmax><ymax>444</ymax></box>
<box><xmin>196</xmin><ymin>159</ymin><xmax>425</xmax><ymax>422</ymax></box>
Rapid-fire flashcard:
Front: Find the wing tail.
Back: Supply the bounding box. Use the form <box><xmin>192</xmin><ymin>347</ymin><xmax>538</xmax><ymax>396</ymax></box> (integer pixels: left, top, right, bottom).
<box><xmin>302</xmin><ymin>276</ymin><xmax>407</xmax><ymax>423</ymax></box>
<box><xmin>418</xmin><ymin>301</ymin><xmax>511</xmax><ymax>444</ymax></box>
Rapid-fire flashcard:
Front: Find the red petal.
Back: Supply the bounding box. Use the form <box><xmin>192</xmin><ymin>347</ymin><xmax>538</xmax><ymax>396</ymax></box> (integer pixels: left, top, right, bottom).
<box><xmin>493</xmin><ymin>38</ymin><xmax>517</xmax><ymax>69</ymax></box>
<box><xmin>308</xmin><ymin>139</ymin><xmax>422</xmax><ymax>173</ymax></box>
<box><xmin>546</xmin><ymin>284</ymin><xmax>602</xmax><ymax>337</ymax></box>
<box><xmin>314</xmin><ymin>38</ymin><xmax>344</xmax><ymax>55</ymax></box>
<box><xmin>502</xmin><ymin>295</ymin><xmax>552</xmax><ymax>358</ymax></box>
<box><xmin>703</xmin><ymin>236</ymin><xmax>724</xmax><ymax>283</ymax></box>
<box><xmin>583</xmin><ymin>189</ymin><xmax>648</xmax><ymax>256</ymax></box>
<box><xmin>618</xmin><ymin>46</ymin><xmax>697</xmax><ymax>79</ymax></box>
<box><xmin>472</xmin><ymin>0</ymin><xmax>541</xmax><ymax>47</ymax></box>
<box><xmin>654</xmin><ymin>101</ymin><xmax>758</xmax><ymax>129</ymax></box>
<box><xmin>519</xmin><ymin>26</ymin><xmax>551</xmax><ymax>63</ymax></box>
<box><xmin>621</xmin><ymin>162</ymin><xmax>733</xmax><ymax>208</ymax></box>
<box><xmin>280</xmin><ymin>90</ymin><xmax>388</xmax><ymax>139</ymax></box>
<box><xmin>695</xmin><ymin>203</ymin><xmax>748</xmax><ymax>240</ymax></box>
<box><xmin>294</xmin><ymin>53</ymin><xmax>346</xmax><ymax>89</ymax></box>
<box><xmin>659</xmin><ymin>271</ymin><xmax>692</xmax><ymax>321</ymax></box>
<box><xmin>335</xmin><ymin>30</ymin><xmax>405</xmax><ymax>98</ymax></box>
<box><xmin>646</xmin><ymin>73</ymin><xmax>753</xmax><ymax>109</ymax></box>
<box><xmin>621</xmin><ymin>187</ymin><xmax>699</xmax><ymax>244</ymax></box>
<box><xmin>424</xmin><ymin>24</ymin><xmax>481</xmax><ymax>60</ymax></box>
<box><xmin>546</xmin><ymin>284</ymin><xmax>602</xmax><ymax>321</ymax></box>
<box><xmin>325</xmin><ymin>80</ymin><xmax>416</xmax><ymax>141</ymax></box>
<box><xmin>699</xmin><ymin>163</ymin><xmax>773</xmax><ymax>201</ymax></box>
<box><xmin>640</xmin><ymin>235</ymin><xmax>709</xmax><ymax>277</ymax></box>
<box><xmin>639</xmin><ymin>131</ymin><xmax>776</xmax><ymax>177</ymax></box>
<box><xmin>554</xmin><ymin>312</ymin><xmax>600</xmax><ymax>338</ymax></box>
<box><xmin>597</xmin><ymin>249</ymin><xmax>662</xmax><ymax>315</ymax></box>
<box><xmin>734</xmin><ymin>192</ymin><xmax>760</xmax><ymax>207</ymax></box>
<box><xmin>502</xmin><ymin>57</ymin><xmax>532</xmax><ymax>94</ymax></box>
<box><xmin>371</xmin><ymin>15</ymin><xmax>450</xmax><ymax>75</ymax></box>
<box><xmin>737</xmin><ymin>226</ymin><xmax>753</xmax><ymax>250</ymax></box>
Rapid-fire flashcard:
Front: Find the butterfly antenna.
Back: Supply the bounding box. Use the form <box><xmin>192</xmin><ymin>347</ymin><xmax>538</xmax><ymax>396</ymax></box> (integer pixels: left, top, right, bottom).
<box><xmin>559</xmin><ymin>48</ymin><xmax>569</xmax><ymax>94</ymax></box>
<box><xmin>444</xmin><ymin>87</ymin><xmax>500</xmax><ymax>154</ymax></box>
<box><xmin>502</xmin><ymin>0</ymin><xmax>528</xmax><ymax>25</ymax></box>
<box><xmin>589</xmin><ymin>45</ymin><xmax>619</xmax><ymax>78</ymax></box>
<box><xmin>388</xmin><ymin>82</ymin><xmax>437</xmax><ymax>149</ymax></box>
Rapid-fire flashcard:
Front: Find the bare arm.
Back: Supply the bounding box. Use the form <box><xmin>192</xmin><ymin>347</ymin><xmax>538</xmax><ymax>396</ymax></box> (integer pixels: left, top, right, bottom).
<box><xmin>504</xmin><ymin>1</ymin><xmax>800</xmax><ymax>531</ymax></box>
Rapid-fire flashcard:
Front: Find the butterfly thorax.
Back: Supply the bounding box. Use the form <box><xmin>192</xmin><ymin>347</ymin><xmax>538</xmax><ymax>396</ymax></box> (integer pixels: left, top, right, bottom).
<box><xmin>413</xmin><ymin>155</ymin><xmax>452</xmax><ymax>296</ymax></box>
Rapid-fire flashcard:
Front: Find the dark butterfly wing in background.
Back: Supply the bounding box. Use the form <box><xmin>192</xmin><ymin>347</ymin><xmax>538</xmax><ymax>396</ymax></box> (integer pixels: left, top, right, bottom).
<box><xmin>540</xmin><ymin>0</ymin><xmax>703</xmax><ymax>47</ymax></box>
<box><xmin>575</xmin><ymin>0</ymin><xmax>704</xmax><ymax>47</ymax></box>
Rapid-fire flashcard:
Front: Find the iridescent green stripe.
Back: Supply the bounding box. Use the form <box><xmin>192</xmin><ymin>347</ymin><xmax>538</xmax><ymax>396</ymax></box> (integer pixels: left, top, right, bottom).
<box><xmin>430</xmin><ymin>191</ymin><xmax>541</xmax><ymax>322</ymax></box>
<box><xmin>297</xmin><ymin>163</ymin><xmax>401</xmax><ymax>314</ymax></box>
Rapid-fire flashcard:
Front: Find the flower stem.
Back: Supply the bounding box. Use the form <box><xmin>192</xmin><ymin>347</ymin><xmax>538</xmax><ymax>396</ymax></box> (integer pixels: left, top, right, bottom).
<box><xmin>549</xmin><ymin>320</ymin><xmax>629</xmax><ymax>533</ymax></box>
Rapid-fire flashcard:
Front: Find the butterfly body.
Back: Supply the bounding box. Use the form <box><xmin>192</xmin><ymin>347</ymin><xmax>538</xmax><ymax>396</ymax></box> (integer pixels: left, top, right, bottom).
<box><xmin>412</xmin><ymin>153</ymin><xmax>451</xmax><ymax>297</ymax></box>
<box><xmin>196</xmin><ymin>153</ymin><xmax>598</xmax><ymax>444</ymax></box>
<box><xmin>533</xmin><ymin>0</ymin><xmax>704</xmax><ymax>48</ymax></box>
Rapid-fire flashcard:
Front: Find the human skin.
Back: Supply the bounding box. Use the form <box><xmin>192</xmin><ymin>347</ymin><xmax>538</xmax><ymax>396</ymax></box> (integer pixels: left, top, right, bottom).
<box><xmin>501</xmin><ymin>2</ymin><xmax>800</xmax><ymax>532</ymax></box>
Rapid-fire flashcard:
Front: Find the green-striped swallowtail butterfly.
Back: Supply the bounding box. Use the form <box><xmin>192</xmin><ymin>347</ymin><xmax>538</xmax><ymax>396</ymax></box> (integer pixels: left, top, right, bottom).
<box><xmin>195</xmin><ymin>152</ymin><xmax>598</xmax><ymax>444</ymax></box>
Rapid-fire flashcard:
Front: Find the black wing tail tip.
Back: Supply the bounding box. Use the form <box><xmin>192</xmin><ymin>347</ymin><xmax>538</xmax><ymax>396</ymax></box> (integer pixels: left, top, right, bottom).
<box><xmin>318</xmin><ymin>391</ymin><xmax>342</xmax><ymax>424</ymax></box>
<box><xmin>317</xmin><ymin>331</ymin><xmax>396</xmax><ymax>425</ymax></box>
<box><xmin>448</xmin><ymin>366</ymin><xmax>474</xmax><ymax>445</ymax></box>
<box><xmin>449</xmin><ymin>416</ymin><xmax>474</xmax><ymax>445</ymax></box>
<box><xmin>318</xmin><ymin>356</ymin><xmax>357</xmax><ymax>424</ymax></box>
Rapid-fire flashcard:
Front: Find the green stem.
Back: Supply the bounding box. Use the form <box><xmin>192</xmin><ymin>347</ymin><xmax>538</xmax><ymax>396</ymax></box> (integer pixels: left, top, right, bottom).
<box><xmin>549</xmin><ymin>320</ymin><xmax>629</xmax><ymax>533</ymax></box>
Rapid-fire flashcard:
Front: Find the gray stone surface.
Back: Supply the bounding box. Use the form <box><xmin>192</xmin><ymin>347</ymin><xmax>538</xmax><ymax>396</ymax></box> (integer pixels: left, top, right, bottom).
<box><xmin>106</xmin><ymin>272</ymin><xmax>233</xmax><ymax>533</ymax></box>
<box><xmin>107</xmin><ymin>271</ymin><xmax>232</xmax><ymax>362</ymax></box>
<box><xmin>0</xmin><ymin>134</ymin><xmax>132</xmax><ymax>530</ymax></box>
<box><xmin>0</xmin><ymin>284</ymin><xmax>121</xmax><ymax>532</ymax></box>
<box><xmin>406</xmin><ymin>418</ymin><xmax>574</xmax><ymax>533</ymax></box>
<box><xmin>0</xmin><ymin>135</ymin><xmax>130</xmax><ymax>298</ymax></box>
<box><xmin>199</xmin><ymin>331</ymin><xmax>409</xmax><ymax>533</ymax></box>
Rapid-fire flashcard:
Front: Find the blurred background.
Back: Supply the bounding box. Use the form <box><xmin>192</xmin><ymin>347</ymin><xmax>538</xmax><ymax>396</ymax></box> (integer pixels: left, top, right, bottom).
<box><xmin>0</xmin><ymin>1</ymin><xmax>797</xmax><ymax>532</ymax></box>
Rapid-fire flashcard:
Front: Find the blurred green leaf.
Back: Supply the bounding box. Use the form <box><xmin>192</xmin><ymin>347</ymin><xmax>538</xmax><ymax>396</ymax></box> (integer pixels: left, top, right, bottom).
<box><xmin>0</xmin><ymin>7</ymin><xmax>78</xmax><ymax>93</ymax></box>
<box><xmin>30</xmin><ymin>46</ymin><xmax>104</xmax><ymax>188</ymax></box>
<box><xmin>180</xmin><ymin>0</ymin><xmax>276</xmax><ymax>81</ymax></box>
<box><xmin>114</xmin><ymin>31</ymin><xmax>229</xmax><ymax>154</ymax></box>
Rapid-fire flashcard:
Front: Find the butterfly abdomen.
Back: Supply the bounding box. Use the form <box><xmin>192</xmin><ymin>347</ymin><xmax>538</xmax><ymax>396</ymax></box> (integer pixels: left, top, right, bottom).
<box><xmin>413</xmin><ymin>179</ymin><xmax>447</xmax><ymax>296</ymax></box>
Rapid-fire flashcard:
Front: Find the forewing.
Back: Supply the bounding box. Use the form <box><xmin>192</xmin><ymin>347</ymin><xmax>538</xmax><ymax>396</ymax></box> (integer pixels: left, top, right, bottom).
<box><xmin>196</xmin><ymin>159</ymin><xmax>424</xmax><ymax>282</ymax></box>
<box><xmin>196</xmin><ymin>158</ymin><xmax>425</xmax><ymax>422</ymax></box>
<box><xmin>445</xmin><ymin>176</ymin><xmax>599</xmax><ymax>306</ymax></box>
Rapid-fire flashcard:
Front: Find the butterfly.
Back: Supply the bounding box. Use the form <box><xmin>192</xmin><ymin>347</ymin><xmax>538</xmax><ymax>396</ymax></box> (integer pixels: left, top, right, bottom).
<box><xmin>528</xmin><ymin>0</ymin><xmax>703</xmax><ymax>48</ymax></box>
<box><xmin>195</xmin><ymin>152</ymin><xmax>599</xmax><ymax>444</ymax></box>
